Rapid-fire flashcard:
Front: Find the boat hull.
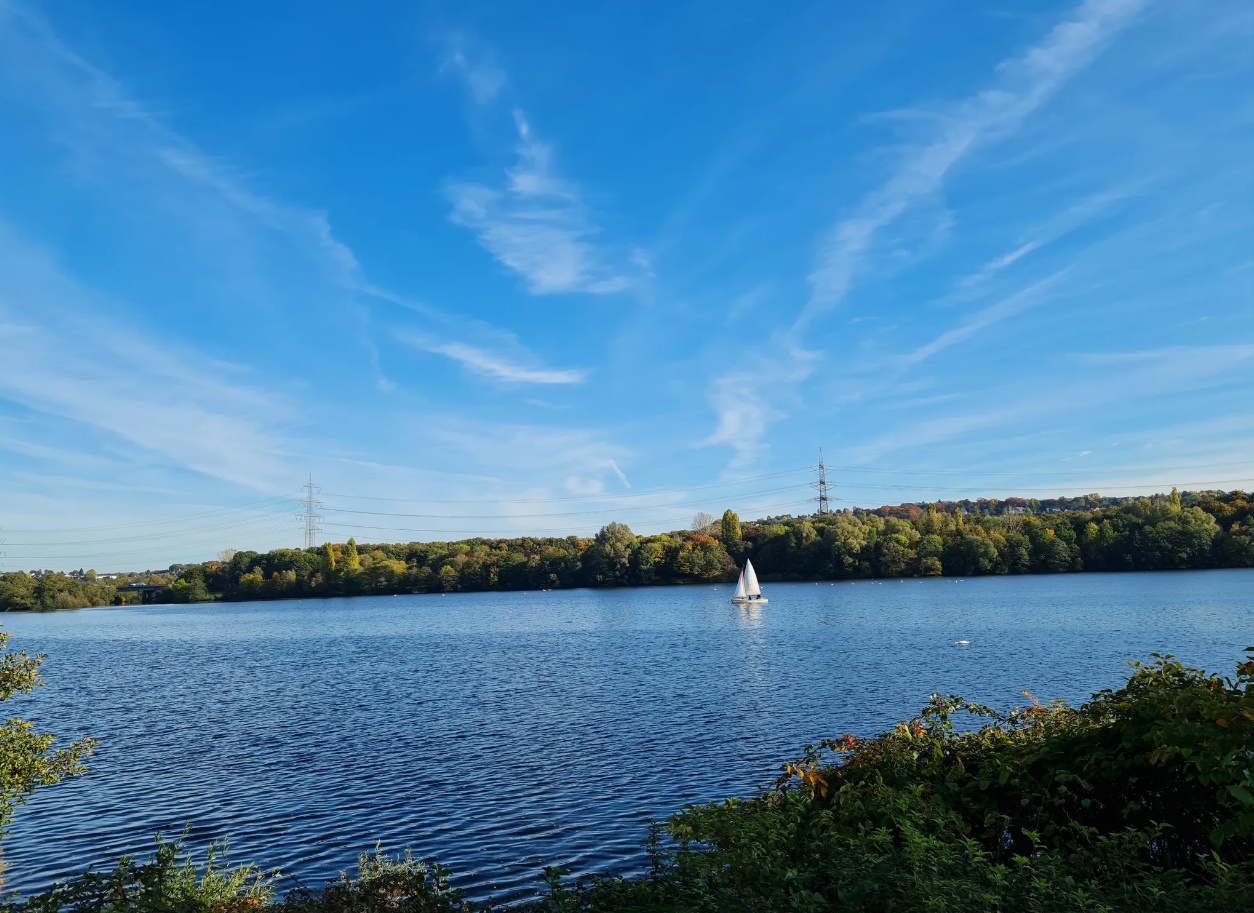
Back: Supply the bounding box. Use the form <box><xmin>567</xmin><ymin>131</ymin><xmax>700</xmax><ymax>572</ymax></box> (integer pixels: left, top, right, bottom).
<box><xmin>731</xmin><ymin>596</ymin><xmax>769</xmax><ymax>605</ymax></box>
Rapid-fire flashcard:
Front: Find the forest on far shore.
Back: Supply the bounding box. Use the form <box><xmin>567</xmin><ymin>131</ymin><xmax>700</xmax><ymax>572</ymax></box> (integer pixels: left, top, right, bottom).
<box><xmin>2</xmin><ymin>489</ymin><xmax>1251</xmax><ymax>611</ymax></box>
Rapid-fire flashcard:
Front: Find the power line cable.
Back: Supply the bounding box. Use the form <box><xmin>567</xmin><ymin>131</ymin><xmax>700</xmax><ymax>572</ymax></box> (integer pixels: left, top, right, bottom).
<box><xmin>316</xmin><ymin>468</ymin><xmax>811</xmax><ymax>504</ymax></box>
<box><xmin>0</xmin><ymin>496</ymin><xmax>294</xmax><ymax>534</ymax></box>
<box><xmin>5</xmin><ymin>523</ymin><xmax>297</xmax><ymax>563</ymax></box>
<box><xmin>324</xmin><ymin>500</ymin><xmax>812</xmax><ymax>538</ymax></box>
<box><xmin>318</xmin><ymin>483</ymin><xmax>812</xmax><ymax>519</ymax></box>
<box><xmin>2</xmin><ymin>514</ymin><xmax>295</xmax><ymax>547</ymax></box>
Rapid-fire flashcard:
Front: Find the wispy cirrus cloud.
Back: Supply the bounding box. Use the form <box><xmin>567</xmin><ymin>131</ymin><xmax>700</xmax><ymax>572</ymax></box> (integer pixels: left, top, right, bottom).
<box><xmin>447</xmin><ymin>110</ymin><xmax>639</xmax><ymax>295</ymax></box>
<box><xmin>848</xmin><ymin>341</ymin><xmax>1254</xmax><ymax>466</ymax></box>
<box><xmin>400</xmin><ymin>334</ymin><xmax>588</xmax><ymax>385</ymax></box>
<box><xmin>0</xmin><ymin>4</ymin><xmax>364</xmax><ymax>298</ymax></box>
<box><xmin>1074</xmin><ymin>344</ymin><xmax>1254</xmax><ymax>370</ymax></box>
<box><xmin>703</xmin><ymin>374</ymin><xmax>771</xmax><ymax>469</ymax></box>
<box><xmin>563</xmin><ymin>459</ymin><xmax>631</xmax><ymax>496</ymax></box>
<box><xmin>954</xmin><ymin>185</ymin><xmax>1140</xmax><ymax>293</ymax></box>
<box><xmin>426</xmin><ymin>420</ymin><xmax>635</xmax><ymax>511</ymax></box>
<box><xmin>800</xmin><ymin>0</ymin><xmax>1148</xmax><ymax>329</ymax></box>
<box><xmin>0</xmin><ymin>223</ymin><xmax>292</xmax><ymax>490</ymax></box>
<box><xmin>0</xmin><ymin>2</ymin><xmax>569</xmax><ymax>398</ymax></box>
<box><xmin>701</xmin><ymin>0</ymin><xmax>1148</xmax><ymax>471</ymax></box>
<box><xmin>440</xmin><ymin>34</ymin><xmax>506</xmax><ymax>104</ymax></box>
<box><xmin>702</xmin><ymin>350</ymin><xmax>819</xmax><ymax>472</ymax></box>
<box><xmin>1076</xmin><ymin>344</ymin><xmax>1254</xmax><ymax>363</ymax></box>
<box><xmin>900</xmin><ymin>269</ymin><xmax>1070</xmax><ymax>368</ymax></box>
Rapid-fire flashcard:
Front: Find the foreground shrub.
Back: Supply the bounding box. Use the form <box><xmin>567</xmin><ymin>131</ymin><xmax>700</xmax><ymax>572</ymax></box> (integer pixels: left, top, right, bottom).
<box><xmin>4</xmin><ymin>843</ymin><xmax>474</xmax><ymax>913</ymax></box>
<box><xmin>4</xmin><ymin>835</ymin><xmax>272</xmax><ymax>912</ymax></box>
<box><xmin>279</xmin><ymin>846</ymin><xmax>472</xmax><ymax>912</ymax></box>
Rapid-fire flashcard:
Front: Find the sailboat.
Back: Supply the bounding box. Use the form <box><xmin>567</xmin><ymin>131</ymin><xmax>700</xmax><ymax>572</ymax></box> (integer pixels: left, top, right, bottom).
<box><xmin>731</xmin><ymin>559</ymin><xmax>768</xmax><ymax>605</ymax></box>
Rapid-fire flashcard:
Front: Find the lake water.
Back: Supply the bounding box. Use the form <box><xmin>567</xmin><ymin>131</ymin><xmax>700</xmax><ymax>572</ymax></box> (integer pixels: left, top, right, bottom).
<box><xmin>4</xmin><ymin>570</ymin><xmax>1252</xmax><ymax>902</ymax></box>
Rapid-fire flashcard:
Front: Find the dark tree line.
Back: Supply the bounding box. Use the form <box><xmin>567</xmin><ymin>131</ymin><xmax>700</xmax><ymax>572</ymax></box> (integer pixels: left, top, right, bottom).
<box><xmin>3</xmin><ymin>490</ymin><xmax>1251</xmax><ymax>610</ymax></box>
<box><xmin>0</xmin><ymin>572</ymin><xmax>120</xmax><ymax>612</ymax></box>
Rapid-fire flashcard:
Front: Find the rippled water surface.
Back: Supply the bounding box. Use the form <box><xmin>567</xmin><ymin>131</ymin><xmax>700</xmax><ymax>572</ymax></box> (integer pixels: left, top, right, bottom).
<box><xmin>6</xmin><ymin>571</ymin><xmax>1252</xmax><ymax>901</ymax></box>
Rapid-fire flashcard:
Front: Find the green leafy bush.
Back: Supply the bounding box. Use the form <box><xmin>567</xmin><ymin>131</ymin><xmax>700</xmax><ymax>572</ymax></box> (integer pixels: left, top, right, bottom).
<box><xmin>3</xmin><ymin>835</ymin><xmax>272</xmax><ymax>913</ymax></box>
<box><xmin>278</xmin><ymin>845</ymin><xmax>471</xmax><ymax>912</ymax></box>
<box><xmin>4</xmin><ymin>844</ymin><xmax>474</xmax><ymax>913</ymax></box>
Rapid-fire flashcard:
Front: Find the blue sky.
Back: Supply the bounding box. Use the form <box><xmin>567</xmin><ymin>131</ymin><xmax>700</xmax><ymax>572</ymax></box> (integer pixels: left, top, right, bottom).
<box><xmin>0</xmin><ymin>0</ymin><xmax>1251</xmax><ymax>570</ymax></box>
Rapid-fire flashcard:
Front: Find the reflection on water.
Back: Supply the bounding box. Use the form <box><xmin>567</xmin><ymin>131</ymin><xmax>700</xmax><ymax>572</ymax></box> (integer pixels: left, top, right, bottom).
<box><xmin>737</xmin><ymin>604</ymin><xmax>763</xmax><ymax>627</ymax></box>
<box><xmin>5</xmin><ymin>569</ymin><xmax>1251</xmax><ymax>903</ymax></box>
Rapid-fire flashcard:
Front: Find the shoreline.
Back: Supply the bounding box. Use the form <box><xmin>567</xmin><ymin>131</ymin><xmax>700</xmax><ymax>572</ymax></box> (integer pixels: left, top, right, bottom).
<box><xmin>4</xmin><ymin>492</ymin><xmax>1251</xmax><ymax>611</ymax></box>
<box><xmin>5</xmin><ymin>563</ymin><xmax>1254</xmax><ymax>613</ymax></box>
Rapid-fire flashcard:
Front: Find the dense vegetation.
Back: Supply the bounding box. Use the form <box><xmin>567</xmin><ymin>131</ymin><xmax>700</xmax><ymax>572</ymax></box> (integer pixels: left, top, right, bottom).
<box><xmin>7</xmin><ymin>650</ymin><xmax>1253</xmax><ymax>911</ymax></box>
<box><xmin>0</xmin><ymin>573</ymin><xmax>128</xmax><ymax>613</ymax></box>
<box><xmin>3</xmin><ymin>489</ymin><xmax>1252</xmax><ymax>611</ymax></box>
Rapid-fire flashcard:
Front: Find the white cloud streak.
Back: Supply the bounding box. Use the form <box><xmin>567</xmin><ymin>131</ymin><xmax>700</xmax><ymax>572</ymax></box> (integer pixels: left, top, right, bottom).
<box><xmin>801</xmin><ymin>0</ymin><xmax>1147</xmax><ymax>328</ymax></box>
<box><xmin>848</xmin><ymin>342</ymin><xmax>1253</xmax><ymax>465</ymax></box>
<box><xmin>0</xmin><ymin>5</ymin><xmax>365</xmax><ymax>297</ymax></box>
<box><xmin>702</xmin><ymin>0</ymin><xmax>1148</xmax><ymax>473</ymax></box>
<box><xmin>1075</xmin><ymin>344</ymin><xmax>1254</xmax><ymax>366</ymax></box>
<box><xmin>447</xmin><ymin>110</ymin><xmax>637</xmax><ymax>295</ymax></box>
<box><xmin>703</xmin><ymin>350</ymin><xmax>819</xmax><ymax>472</ymax></box>
<box><xmin>0</xmin><ymin>3</ymin><xmax>561</xmax><ymax>402</ymax></box>
<box><xmin>0</xmin><ymin>225</ymin><xmax>292</xmax><ymax>490</ymax></box>
<box><xmin>956</xmin><ymin>185</ymin><xmax>1141</xmax><ymax>291</ymax></box>
<box><xmin>607</xmin><ymin>459</ymin><xmax>631</xmax><ymax>488</ymax></box>
<box><xmin>442</xmin><ymin>40</ymin><xmax>506</xmax><ymax>104</ymax></box>
<box><xmin>404</xmin><ymin>337</ymin><xmax>589</xmax><ymax>385</ymax></box>
<box><xmin>703</xmin><ymin>375</ymin><xmax>771</xmax><ymax>468</ymax></box>
<box><xmin>429</xmin><ymin>420</ymin><xmax>634</xmax><ymax>498</ymax></box>
<box><xmin>900</xmin><ymin>269</ymin><xmax>1069</xmax><ymax>367</ymax></box>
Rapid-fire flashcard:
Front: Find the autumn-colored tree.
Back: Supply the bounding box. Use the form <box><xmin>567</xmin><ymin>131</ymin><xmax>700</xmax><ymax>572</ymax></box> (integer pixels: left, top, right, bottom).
<box><xmin>674</xmin><ymin>534</ymin><xmax>735</xmax><ymax>580</ymax></box>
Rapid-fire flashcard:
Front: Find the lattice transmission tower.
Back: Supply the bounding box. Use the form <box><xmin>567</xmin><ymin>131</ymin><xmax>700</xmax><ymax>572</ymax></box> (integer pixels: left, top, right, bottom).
<box><xmin>813</xmin><ymin>449</ymin><xmax>832</xmax><ymax>517</ymax></box>
<box><xmin>297</xmin><ymin>476</ymin><xmax>324</xmax><ymax>549</ymax></box>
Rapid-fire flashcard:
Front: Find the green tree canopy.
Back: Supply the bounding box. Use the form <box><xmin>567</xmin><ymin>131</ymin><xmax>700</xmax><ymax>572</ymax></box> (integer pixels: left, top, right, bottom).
<box><xmin>585</xmin><ymin>522</ymin><xmax>637</xmax><ymax>585</ymax></box>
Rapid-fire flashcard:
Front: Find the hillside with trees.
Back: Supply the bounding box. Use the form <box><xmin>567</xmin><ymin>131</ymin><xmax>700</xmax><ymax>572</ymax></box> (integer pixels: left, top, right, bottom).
<box><xmin>2</xmin><ymin>489</ymin><xmax>1251</xmax><ymax>610</ymax></box>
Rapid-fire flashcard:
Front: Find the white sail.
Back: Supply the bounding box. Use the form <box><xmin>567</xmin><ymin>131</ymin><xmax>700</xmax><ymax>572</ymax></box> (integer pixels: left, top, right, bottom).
<box><xmin>733</xmin><ymin>570</ymin><xmax>747</xmax><ymax>599</ymax></box>
<box><xmin>744</xmin><ymin>559</ymin><xmax>761</xmax><ymax>597</ymax></box>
